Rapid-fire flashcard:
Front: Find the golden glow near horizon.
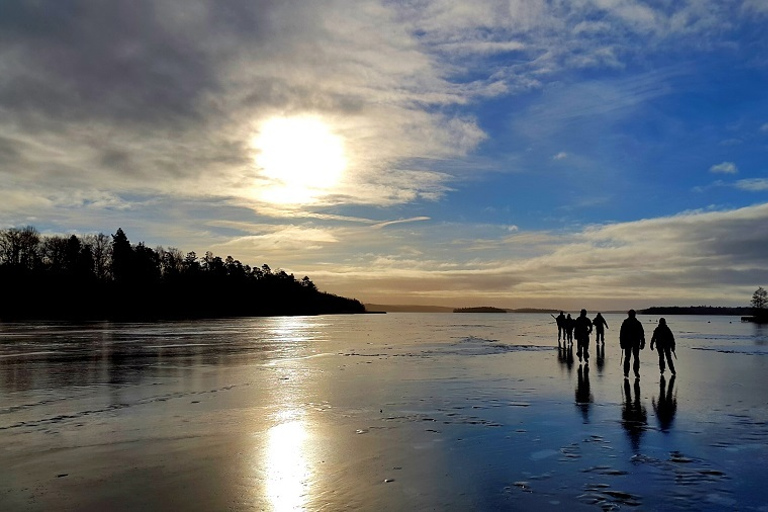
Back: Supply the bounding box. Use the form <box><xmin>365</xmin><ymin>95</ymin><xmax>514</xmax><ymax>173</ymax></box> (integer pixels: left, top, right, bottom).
<box><xmin>253</xmin><ymin>117</ymin><xmax>347</xmax><ymax>205</ymax></box>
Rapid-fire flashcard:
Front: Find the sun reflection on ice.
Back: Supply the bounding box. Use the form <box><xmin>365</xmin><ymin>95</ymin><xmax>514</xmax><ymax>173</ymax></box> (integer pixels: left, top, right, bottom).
<box><xmin>266</xmin><ymin>417</ymin><xmax>310</xmax><ymax>512</ymax></box>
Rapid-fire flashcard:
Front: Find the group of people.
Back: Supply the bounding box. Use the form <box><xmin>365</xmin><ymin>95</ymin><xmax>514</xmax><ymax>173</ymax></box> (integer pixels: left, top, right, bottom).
<box><xmin>555</xmin><ymin>309</ymin><xmax>677</xmax><ymax>379</ymax></box>
<box><xmin>554</xmin><ymin>310</ymin><xmax>608</xmax><ymax>362</ymax></box>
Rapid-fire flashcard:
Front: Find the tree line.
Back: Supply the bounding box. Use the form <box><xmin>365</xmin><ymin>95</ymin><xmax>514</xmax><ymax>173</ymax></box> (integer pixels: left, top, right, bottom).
<box><xmin>0</xmin><ymin>226</ymin><xmax>365</xmax><ymax>320</ymax></box>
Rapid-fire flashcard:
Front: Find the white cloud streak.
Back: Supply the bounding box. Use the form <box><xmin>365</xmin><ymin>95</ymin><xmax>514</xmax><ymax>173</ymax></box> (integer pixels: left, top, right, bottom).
<box><xmin>735</xmin><ymin>179</ymin><xmax>768</xmax><ymax>192</ymax></box>
<box><xmin>710</xmin><ymin>162</ymin><xmax>738</xmax><ymax>174</ymax></box>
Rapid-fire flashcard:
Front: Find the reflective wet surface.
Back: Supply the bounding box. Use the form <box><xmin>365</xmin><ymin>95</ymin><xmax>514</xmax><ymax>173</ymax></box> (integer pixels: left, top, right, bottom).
<box><xmin>1</xmin><ymin>314</ymin><xmax>767</xmax><ymax>510</ymax></box>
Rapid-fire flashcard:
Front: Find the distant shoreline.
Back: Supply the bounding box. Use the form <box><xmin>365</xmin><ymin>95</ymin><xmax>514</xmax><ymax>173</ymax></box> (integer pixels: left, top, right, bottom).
<box><xmin>365</xmin><ymin>304</ymin><xmax>752</xmax><ymax>315</ymax></box>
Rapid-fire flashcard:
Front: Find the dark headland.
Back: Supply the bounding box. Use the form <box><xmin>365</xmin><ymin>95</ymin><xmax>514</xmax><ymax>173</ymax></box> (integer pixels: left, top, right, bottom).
<box><xmin>0</xmin><ymin>226</ymin><xmax>365</xmax><ymax>321</ymax></box>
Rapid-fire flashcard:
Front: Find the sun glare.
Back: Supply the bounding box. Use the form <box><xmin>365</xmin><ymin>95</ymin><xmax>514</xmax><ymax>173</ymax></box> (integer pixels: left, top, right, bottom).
<box><xmin>253</xmin><ymin>117</ymin><xmax>347</xmax><ymax>204</ymax></box>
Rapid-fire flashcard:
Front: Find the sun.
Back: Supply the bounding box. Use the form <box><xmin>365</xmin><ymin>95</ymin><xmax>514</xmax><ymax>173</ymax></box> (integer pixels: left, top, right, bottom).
<box><xmin>253</xmin><ymin>116</ymin><xmax>347</xmax><ymax>204</ymax></box>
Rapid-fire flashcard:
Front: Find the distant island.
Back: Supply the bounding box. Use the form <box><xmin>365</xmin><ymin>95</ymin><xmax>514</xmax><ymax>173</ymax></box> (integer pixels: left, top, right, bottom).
<box><xmin>0</xmin><ymin>226</ymin><xmax>365</xmax><ymax>320</ymax></box>
<box><xmin>364</xmin><ymin>304</ymin><xmax>454</xmax><ymax>313</ymax></box>
<box><xmin>454</xmin><ymin>306</ymin><xmax>507</xmax><ymax>313</ymax></box>
<box><xmin>639</xmin><ymin>306</ymin><xmax>752</xmax><ymax>316</ymax></box>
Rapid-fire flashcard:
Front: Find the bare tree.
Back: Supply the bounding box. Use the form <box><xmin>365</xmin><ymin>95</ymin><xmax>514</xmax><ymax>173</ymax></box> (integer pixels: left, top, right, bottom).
<box><xmin>0</xmin><ymin>226</ymin><xmax>41</xmax><ymax>269</ymax></box>
<box><xmin>752</xmin><ymin>286</ymin><xmax>768</xmax><ymax>312</ymax></box>
<box><xmin>83</xmin><ymin>233</ymin><xmax>112</xmax><ymax>281</ymax></box>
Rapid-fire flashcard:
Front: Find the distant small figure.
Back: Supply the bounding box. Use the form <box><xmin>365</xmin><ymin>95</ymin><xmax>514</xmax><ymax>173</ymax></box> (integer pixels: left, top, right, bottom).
<box><xmin>620</xmin><ymin>309</ymin><xmax>645</xmax><ymax>379</ymax></box>
<box><xmin>574</xmin><ymin>309</ymin><xmax>593</xmax><ymax>363</ymax></box>
<box><xmin>593</xmin><ymin>312</ymin><xmax>609</xmax><ymax>343</ymax></box>
<box><xmin>650</xmin><ymin>317</ymin><xmax>676</xmax><ymax>375</ymax></box>
<box><xmin>565</xmin><ymin>313</ymin><xmax>575</xmax><ymax>344</ymax></box>
<box><xmin>555</xmin><ymin>311</ymin><xmax>566</xmax><ymax>342</ymax></box>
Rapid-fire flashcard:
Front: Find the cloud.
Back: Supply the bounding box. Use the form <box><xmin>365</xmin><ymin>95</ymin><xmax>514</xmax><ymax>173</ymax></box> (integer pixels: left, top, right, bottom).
<box><xmin>0</xmin><ymin>0</ymin><xmax>759</xmax><ymax>223</ymax></box>
<box><xmin>305</xmin><ymin>202</ymin><xmax>768</xmax><ymax>309</ymax></box>
<box><xmin>553</xmin><ymin>152</ymin><xmax>568</xmax><ymax>160</ymax></box>
<box><xmin>215</xmin><ymin>225</ymin><xmax>339</xmax><ymax>254</ymax></box>
<box><xmin>735</xmin><ymin>179</ymin><xmax>768</xmax><ymax>192</ymax></box>
<box><xmin>0</xmin><ymin>0</ymin><xmax>486</xmax><ymax>216</ymax></box>
<box><xmin>743</xmin><ymin>0</ymin><xmax>768</xmax><ymax>15</ymax></box>
<box><xmin>709</xmin><ymin>162</ymin><xmax>738</xmax><ymax>174</ymax></box>
<box><xmin>372</xmin><ymin>217</ymin><xmax>431</xmax><ymax>229</ymax></box>
<box><xmin>761</xmin><ymin>123</ymin><xmax>768</xmax><ymax>132</ymax></box>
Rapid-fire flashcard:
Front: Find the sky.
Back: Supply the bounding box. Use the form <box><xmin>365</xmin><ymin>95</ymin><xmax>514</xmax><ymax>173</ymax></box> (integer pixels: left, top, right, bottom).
<box><xmin>1</xmin><ymin>0</ymin><xmax>767</xmax><ymax>310</ymax></box>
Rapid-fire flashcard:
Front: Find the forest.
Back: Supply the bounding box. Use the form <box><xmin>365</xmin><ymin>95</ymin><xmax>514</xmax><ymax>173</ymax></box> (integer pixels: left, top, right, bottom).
<box><xmin>0</xmin><ymin>226</ymin><xmax>365</xmax><ymax>320</ymax></box>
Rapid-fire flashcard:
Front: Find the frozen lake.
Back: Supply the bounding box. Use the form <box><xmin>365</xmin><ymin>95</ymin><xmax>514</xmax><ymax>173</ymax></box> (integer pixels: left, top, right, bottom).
<box><xmin>2</xmin><ymin>313</ymin><xmax>767</xmax><ymax>511</ymax></box>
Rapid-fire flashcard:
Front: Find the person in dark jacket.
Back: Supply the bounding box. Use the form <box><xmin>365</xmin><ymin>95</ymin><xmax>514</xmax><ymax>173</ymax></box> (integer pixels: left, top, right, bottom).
<box><xmin>650</xmin><ymin>317</ymin><xmax>676</xmax><ymax>375</ymax></box>
<box><xmin>620</xmin><ymin>309</ymin><xmax>645</xmax><ymax>379</ymax></box>
<box><xmin>565</xmin><ymin>314</ymin><xmax>574</xmax><ymax>344</ymax></box>
<box><xmin>556</xmin><ymin>311</ymin><xmax>566</xmax><ymax>342</ymax></box>
<box><xmin>574</xmin><ymin>309</ymin><xmax>593</xmax><ymax>363</ymax></box>
<box><xmin>593</xmin><ymin>312</ymin><xmax>609</xmax><ymax>343</ymax></box>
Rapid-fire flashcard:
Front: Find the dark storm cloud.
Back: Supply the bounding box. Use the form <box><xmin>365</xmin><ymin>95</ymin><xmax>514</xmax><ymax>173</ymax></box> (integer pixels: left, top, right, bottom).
<box><xmin>0</xmin><ymin>1</ymin><xmax>221</xmax><ymax>127</ymax></box>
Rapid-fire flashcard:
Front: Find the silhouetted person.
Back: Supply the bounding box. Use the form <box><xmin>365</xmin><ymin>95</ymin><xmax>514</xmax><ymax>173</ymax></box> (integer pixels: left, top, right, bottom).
<box><xmin>556</xmin><ymin>311</ymin><xmax>566</xmax><ymax>342</ymax></box>
<box><xmin>595</xmin><ymin>341</ymin><xmax>605</xmax><ymax>373</ymax></box>
<box><xmin>621</xmin><ymin>378</ymin><xmax>647</xmax><ymax>453</ymax></box>
<box><xmin>650</xmin><ymin>317</ymin><xmax>676</xmax><ymax>375</ymax></box>
<box><xmin>620</xmin><ymin>309</ymin><xmax>645</xmax><ymax>379</ymax></box>
<box><xmin>565</xmin><ymin>313</ymin><xmax>575</xmax><ymax>344</ymax></box>
<box><xmin>575</xmin><ymin>364</ymin><xmax>593</xmax><ymax>423</ymax></box>
<box><xmin>593</xmin><ymin>312</ymin><xmax>608</xmax><ymax>343</ymax></box>
<box><xmin>653</xmin><ymin>375</ymin><xmax>677</xmax><ymax>432</ymax></box>
<box><xmin>574</xmin><ymin>309</ymin><xmax>593</xmax><ymax>363</ymax></box>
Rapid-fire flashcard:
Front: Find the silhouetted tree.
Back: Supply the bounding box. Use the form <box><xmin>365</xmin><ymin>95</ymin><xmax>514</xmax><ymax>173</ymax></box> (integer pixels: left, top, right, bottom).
<box><xmin>111</xmin><ymin>228</ymin><xmax>133</xmax><ymax>284</ymax></box>
<box><xmin>133</xmin><ymin>242</ymin><xmax>160</xmax><ymax>283</ymax></box>
<box><xmin>301</xmin><ymin>276</ymin><xmax>317</xmax><ymax>291</ymax></box>
<box><xmin>752</xmin><ymin>287</ymin><xmax>768</xmax><ymax>322</ymax></box>
<box><xmin>42</xmin><ymin>235</ymin><xmax>70</xmax><ymax>271</ymax></box>
<box><xmin>752</xmin><ymin>287</ymin><xmax>768</xmax><ymax>311</ymax></box>
<box><xmin>83</xmin><ymin>233</ymin><xmax>111</xmax><ymax>281</ymax></box>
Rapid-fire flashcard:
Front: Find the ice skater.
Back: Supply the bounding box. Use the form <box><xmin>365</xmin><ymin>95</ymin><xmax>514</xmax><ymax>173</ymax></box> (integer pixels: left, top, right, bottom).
<box><xmin>565</xmin><ymin>313</ymin><xmax>575</xmax><ymax>344</ymax></box>
<box><xmin>593</xmin><ymin>312</ymin><xmax>608</xmax><ymax>343</ymax></box>
<box><xmin>650</xmin><ymin>317</ymin><xmax>676</xmax><ymax>375</ymax></box>
<box><xmin>554</xmin><ymin>311</ymin><xmax>566</xmax><ymax>342</ymax></box>
<box><xmin>620</xmin><ymin>309</ymin><xmax>645</xmax><ymax>379</ymax></box>
<box><xmin>574</xmin><ymin>309</ymin><xmax>593</xmax><ymax>363</ymax></box>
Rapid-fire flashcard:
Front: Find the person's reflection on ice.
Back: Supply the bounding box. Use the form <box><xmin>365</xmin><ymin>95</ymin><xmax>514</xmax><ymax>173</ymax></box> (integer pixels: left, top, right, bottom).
<box><xmin>557</xmin><ymin>342</ymin><xmax>575</xmax><ymax>375</ymax></box>
<box><xmin>653</xmin><ymin>375</ymin><xmax>677</xmax><ymax>432</ymax></box>
<box><xmin>575</xmin><ymin>364</ymin><xmax>593</xmax><ymax>423</ymax></box>
<box><xmin>595</xmin><ymin>342</ymin><xmax>605</xmax><ymax>373</ymax></box>
<box><xmin>621</xmin><ymin>378</ymin><xmax>647</xmax><ymax>453</ymax></box>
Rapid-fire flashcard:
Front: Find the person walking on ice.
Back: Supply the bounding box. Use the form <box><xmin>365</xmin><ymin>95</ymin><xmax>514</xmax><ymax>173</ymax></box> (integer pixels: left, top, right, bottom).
<box><xmin>555</xmin><ymin>311</ymin><xmax>566</xmax><ymax>343</ymax></box>
<box><xmin>650</xmin><ymin>317</ymin><xmax>676</xmax><ymax>376</ymax></box>
<box><xmin>574</xmin><ymin>309</ymin><xmax>593</xmax><ymax>363</ymax></box>
<box><xmin>593</xmin><ymin>312</ymin><xmax>608</xmax><ymax>343</ymax></box>
<box><xmin>620</xmin><ymin>309</ymin><xmax>645</xmax><ymax>379</ymax></box>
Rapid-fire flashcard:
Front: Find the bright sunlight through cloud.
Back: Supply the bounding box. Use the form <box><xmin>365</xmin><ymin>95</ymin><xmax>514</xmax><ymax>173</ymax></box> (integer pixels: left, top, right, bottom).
<box><xmin>253</xmin><ymin>117</ymin><xmax>347</xmax><ymax>205</ymax></box>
